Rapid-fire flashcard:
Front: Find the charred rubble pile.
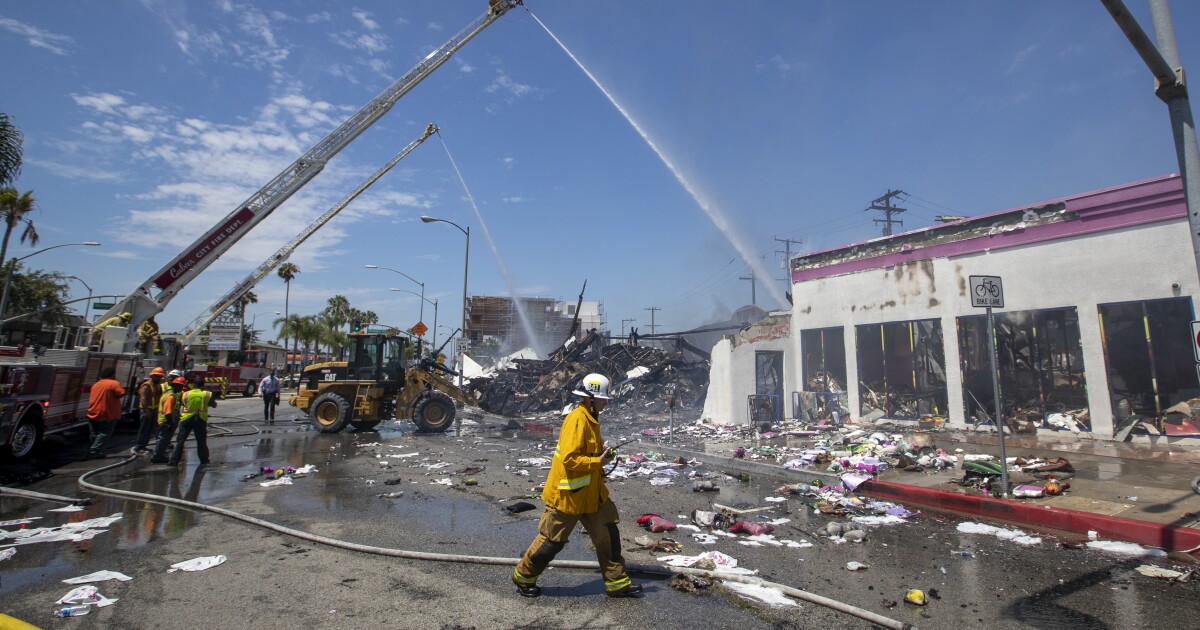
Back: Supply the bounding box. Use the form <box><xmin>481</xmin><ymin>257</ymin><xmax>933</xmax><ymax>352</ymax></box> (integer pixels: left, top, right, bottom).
<box><xmin>466</xmin><ymin>330</ymin><xmax>710</xmax><ymax>417</ymax></box>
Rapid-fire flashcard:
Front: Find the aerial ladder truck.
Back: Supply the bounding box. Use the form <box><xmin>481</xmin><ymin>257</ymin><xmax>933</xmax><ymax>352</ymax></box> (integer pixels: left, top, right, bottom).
<box><xmin>172</xmin><ymin>123</ymin><xmax>441</xmax><ymax>397</ymax></box>
<box><xmin>95</xmin><ymin>1</ymin><xmax>523</xmax><ymax>352</ymax></box>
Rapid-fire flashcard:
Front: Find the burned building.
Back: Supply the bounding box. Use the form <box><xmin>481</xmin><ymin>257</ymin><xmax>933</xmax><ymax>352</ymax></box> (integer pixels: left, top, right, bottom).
<box><xmin>705</xmin><ymin>174</ymin><xmax>1200</xmax><ymax>441</ymax></box>
<box><xmin>464</xmin><ymin>295</ymin><xmax>605</xmax><ymax>361</ymax></box>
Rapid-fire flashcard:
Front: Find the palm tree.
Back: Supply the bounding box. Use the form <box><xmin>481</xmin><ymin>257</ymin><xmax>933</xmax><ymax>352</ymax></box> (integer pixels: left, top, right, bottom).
<box><xmin>274</xmin><ymin>313</ymin><xmax>303</xmax><ymax>372</ymax></box>
<box><xmin>297</xmin><ymin>315</ymin><xmax>325</xmax><ymax>367</ymax></box>
<box><xmin>277</xmin><ymin>262</ymin><xmax>299</xmax><ymax>359</ymax></box>
<box><xmin>0</xmin><ymin>188</ymin><xmax>39</xmax><ymax>286</ymax></box>
<box><xmin>0</xmin><ymin>114</ymin><xmax>21</xmax><ymax>188</ymax></box>
<box><xmin>324</xmin><ymin>295</ymin><xmax>351</xmax><ymax>331</ymax></box>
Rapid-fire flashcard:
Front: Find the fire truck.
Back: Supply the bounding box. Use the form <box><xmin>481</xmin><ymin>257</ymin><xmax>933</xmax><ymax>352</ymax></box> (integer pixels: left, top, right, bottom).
<box><xmin>0</xmin><ymin>344</ymin><xmax>142</xmax><ymax>460</ymax></box>
<box><xmin>0</xmin><ymin>2</ymin><xmax>519</xmax><ymax>460</ymax></box>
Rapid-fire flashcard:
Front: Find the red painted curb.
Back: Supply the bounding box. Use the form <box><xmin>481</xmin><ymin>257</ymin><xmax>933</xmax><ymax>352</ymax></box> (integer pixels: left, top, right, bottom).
<box><xmin>860</xmin><ymin>479</ymin><xmax>1200</xmax><ymax>552</ymax></box>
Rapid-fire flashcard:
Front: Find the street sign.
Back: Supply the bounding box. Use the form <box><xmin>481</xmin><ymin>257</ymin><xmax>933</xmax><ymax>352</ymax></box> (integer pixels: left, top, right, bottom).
<box><xmin>92</xmin><ymin>302</ymin><xmax>115</xmax><ymax>310</ymax></box>
<box><xmin>412</xmin><ymin>321</ymin><xmax>428</xmax><ymax>337</ymax></box>
<box><xmin>1192</xmin><ymin>320</ymin><xmax>1200</xmax><ymax>363</ymax></box>
<box><xmin>969</xmin><ymin>275</ymin><xmax>1004</xmax><ymax>308</ymax></box>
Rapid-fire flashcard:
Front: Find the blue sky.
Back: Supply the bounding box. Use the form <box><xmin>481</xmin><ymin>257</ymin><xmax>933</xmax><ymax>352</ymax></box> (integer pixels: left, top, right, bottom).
<box><xmin>2</xmin><ymin>1</ymin><xmax>1197</xmax><ymax>344</ymax></box>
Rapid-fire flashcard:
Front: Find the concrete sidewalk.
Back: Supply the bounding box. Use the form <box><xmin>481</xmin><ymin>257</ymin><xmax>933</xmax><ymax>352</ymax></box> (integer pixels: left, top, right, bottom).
<box><xmin>641</xmin><ymin>427</ymin><xmax>1200</xmax><ymax>552</ymax></box>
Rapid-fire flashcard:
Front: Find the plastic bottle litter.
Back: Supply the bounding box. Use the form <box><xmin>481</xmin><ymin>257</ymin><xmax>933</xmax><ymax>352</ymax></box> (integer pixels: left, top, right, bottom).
<box><xmin>55</xmin><ymin>605</ymin><xmax>92</xmax><ymax>617</ymax></box>
<box><xmin>845</xmin><ymin>561</ymin><xmax>868</xmax><ymax>571</ymax></box>
<box><xmin>951</xmin><ymin>550</ymin><xmax>972</xmax><ymax>557</ymax></box>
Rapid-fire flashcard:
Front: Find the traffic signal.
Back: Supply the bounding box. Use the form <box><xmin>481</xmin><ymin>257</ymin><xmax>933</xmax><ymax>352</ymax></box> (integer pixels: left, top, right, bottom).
<box><xmin>351</xmin><ymin>319</ymin><xmax>362</xmax><ymax>332</ymax></box>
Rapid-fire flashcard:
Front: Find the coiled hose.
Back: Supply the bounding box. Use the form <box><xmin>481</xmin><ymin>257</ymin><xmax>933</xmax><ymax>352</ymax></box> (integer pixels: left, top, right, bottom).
<box><xmin>75</xmin><ymin>420</ymin><xmax>915</xmax><ymax>630</ymax></box>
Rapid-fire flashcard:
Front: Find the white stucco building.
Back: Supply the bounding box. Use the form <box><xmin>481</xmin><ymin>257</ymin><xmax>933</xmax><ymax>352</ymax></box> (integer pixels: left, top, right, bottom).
<box><xmin>704</xmin><ymin>174</ymin><xmax>1200</xmax><ymax>441</ymax></box>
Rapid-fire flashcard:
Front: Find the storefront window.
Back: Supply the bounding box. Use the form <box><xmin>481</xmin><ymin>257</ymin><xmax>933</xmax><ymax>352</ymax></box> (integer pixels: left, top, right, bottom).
<box><xmin>855</xmin><ymin>319</ymin><xmax>947</xmax><ymax>419</ymax></box>
<box><xmin>958</xmin><ymin>307</ymin><xmax>1088</xmax><ymax>433</ymax></box>
<box><xmin>1099</xmin><ymin>297</ymin><xmax>1200</xmax><ymax>437</ymax></box>
<box><xmin>797</xmin><ymin>328</ymin><xmax>847</xmax><ymax>422</ymax></box>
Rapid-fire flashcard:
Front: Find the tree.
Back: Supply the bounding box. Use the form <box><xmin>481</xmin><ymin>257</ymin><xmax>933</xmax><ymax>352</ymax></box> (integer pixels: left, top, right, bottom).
<box><xmin>0</xmin><ymin>188</ymin><xmax>40</xmax><ymax>283</ymax></box>
<box><xmin>0</xmin><ymin>113</ymin><xmax>21</xmax><ymax>188</ymax></box>
<box><xmin>324</xmin><ymin>295</ymin><xmax>351</xmax><ymax>332</ymax></box>
<box><xmin>4</xmin><ymin>262</ymin><xmax>70</xmax><ymax>326</ymax></box>
<box><xmin>277</xmin><ymin>262</ymin><xmax>299</xmax><ymax>361</ymax></box>
<box><xmin>274</xmin><ymin>313</ymin><xmax>303</xmax><ymax>371</ymax></box>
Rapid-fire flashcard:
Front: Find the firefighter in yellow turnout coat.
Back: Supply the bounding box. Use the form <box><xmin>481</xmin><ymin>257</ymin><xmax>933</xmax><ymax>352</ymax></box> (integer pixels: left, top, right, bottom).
<box><xmin>513</xmin><ymin>373</ymin><xmax>642</xmax><ymax>598</ymax></box>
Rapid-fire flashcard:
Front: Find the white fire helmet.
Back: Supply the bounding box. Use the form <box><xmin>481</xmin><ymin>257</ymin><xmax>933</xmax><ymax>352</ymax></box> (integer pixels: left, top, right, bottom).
<box><xmin>572</xmin><ymin>373</ymin><xmax>611</xmax><ymax>400</ymax></box>
<box><xmin>168</xmin><ymin>369</ymin><xmax>183</xmax><ymax>378</ymax></box>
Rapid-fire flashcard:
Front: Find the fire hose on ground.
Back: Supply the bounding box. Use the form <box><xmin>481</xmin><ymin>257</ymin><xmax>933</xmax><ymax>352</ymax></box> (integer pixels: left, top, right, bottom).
<box><xmin>66</xmin><ymin>418</ymin><xmax>915</xmax><ymax>630</ymax></box>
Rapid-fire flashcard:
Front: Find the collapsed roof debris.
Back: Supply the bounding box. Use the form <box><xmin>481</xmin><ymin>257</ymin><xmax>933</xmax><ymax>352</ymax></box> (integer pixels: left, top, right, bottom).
<box><xmin>465</xmin><ymin>330</ymin><xmax>711</xmax><ymax>417</ymax></box>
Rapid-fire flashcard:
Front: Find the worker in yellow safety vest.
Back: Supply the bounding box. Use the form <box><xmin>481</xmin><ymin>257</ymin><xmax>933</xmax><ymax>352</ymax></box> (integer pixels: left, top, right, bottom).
<box><xmin>512</xmin><ymin>373</ymin><xmax>641</xmax><ymax>599</ymax></box>
<box><xmin>150</xmin><ymin>377</ymin><xmax>187</xmax><ymax>464</ymax></box>
<box><xmin>167</xmin><ymin>378</ymin><xmax>217</xmax><ymax>467</ymax></box>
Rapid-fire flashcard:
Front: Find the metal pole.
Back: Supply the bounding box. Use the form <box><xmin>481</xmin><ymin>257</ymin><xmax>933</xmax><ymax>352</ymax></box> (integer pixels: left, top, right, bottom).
<box><xmin>460</xmin><ymin>226</ymin><xmax>470</xmax><ymax>386</ymax></box>
<box><xmin>1148</xmin><ymin>0</ymin><xmax>1200</xmax><ymax>290</ymax></box>
<box><xmin>431</xmin><ymin>299</ymin><xmax>438</xmax><ymax>354</ymax></box>
<box><xmin>986</xmin><ymin>306</ymin><xmax>1008</xmax><ymax>497</ymax></box>
<box><xmin>0</xmin><ymin>260</ymin><xmax>15</xmax><ymax>341</ymax></box>
<box><xmin>1103</xmin><ymin>0</ymin><xmax>1200</xmax><ymax>292</ymax></box>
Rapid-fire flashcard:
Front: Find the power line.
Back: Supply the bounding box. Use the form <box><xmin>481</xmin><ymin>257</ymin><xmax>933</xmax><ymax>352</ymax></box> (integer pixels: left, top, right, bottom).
<box><xmin>644</xmin><ymin>306</ymin><xmax>661</xmax><ymax>335</ymax></box>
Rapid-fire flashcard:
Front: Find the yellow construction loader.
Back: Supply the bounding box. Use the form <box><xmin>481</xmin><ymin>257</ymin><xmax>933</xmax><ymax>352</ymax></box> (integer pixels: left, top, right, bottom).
<box><xmin>289</xmin><ymin>331</ymin><xmax>474</xmax><ymax>433</ymax></box>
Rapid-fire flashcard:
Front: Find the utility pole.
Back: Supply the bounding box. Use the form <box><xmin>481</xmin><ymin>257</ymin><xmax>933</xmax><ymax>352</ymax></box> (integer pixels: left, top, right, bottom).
<box><xmin>739</xmin><ymin>269</ymin><xmax>757</xmax><ymax>306</ymax></box>
<box><xmin>1102</xmin><ymin>0</ymin><xmax>1200</xmax><ymax>294</ymax></box>
<box><xmin>621</xmin><ymin>318</ymin><xmax>636</xmax><ymax>337</ymax></box>
<box><xmin>867</xmin><ymin>189</ymin><xmax>907</xmax><ymax>236</ymax></box>
<box><xmin>774</xmin><ymin>236</ymin><xmax>803</xmax><ymax>289</ymax></box>
<box><xmin>644</xmin><ymin>307</ymin><xmax>660</xmax><ymax>335</ymax></box>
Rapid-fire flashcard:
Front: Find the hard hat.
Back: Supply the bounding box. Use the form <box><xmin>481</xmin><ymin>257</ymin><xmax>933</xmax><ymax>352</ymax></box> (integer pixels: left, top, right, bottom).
<box><xmin>149</xmin><ymin>367</ymin><xmax>165</xmax><ymax>377</ymax></box>
<box><xmin>170</xmin><ymin>377</ymin><xmax>187</xmax><ymax>386</ymax></box>
<box><xmin>572</xmin><ymin>373</ymin><xmax>611</xmax><ymax>400</ymax></box>
<box><xmin>168</xmin><ymin>369</ymin><xmax>183</xmax><ymax>377</ymax></box>
<box><xmin>119</xmin><ymin>312</ymin><xmax>132</xmax><ymax>320</ymax></box>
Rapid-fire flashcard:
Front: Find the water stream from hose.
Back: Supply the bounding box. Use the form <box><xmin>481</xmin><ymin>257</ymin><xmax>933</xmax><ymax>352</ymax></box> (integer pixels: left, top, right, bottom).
<box><xmin>528</xmin><ymin>11</ymin><xmax>788</xmax><ymax>309</ymax></box>
<box><xmin>437</xmin><ymin>134</ymin><xmax>546</xmax><ymax>358</ymax></box>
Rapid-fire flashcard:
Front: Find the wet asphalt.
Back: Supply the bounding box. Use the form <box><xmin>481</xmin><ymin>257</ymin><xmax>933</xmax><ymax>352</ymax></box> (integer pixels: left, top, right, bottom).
<box><xmin>1</xmin><ymin>396</ymin><xmax>1197</xmax><ymax>629</ymax></box>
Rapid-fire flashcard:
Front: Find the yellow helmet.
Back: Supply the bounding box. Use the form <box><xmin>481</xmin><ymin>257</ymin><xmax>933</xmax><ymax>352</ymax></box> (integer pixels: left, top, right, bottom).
<box><xmin>119</xmin><ymin>312</ymin><xmax>132</xmax><ymax>321</ymax></box>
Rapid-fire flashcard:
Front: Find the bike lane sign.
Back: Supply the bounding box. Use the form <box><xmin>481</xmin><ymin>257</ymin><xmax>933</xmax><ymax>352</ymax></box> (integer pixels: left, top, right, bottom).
<box><xmin>969</xmin><ymin>275</ymin><xmax>1004</xmax><ymax>308</ymax></box>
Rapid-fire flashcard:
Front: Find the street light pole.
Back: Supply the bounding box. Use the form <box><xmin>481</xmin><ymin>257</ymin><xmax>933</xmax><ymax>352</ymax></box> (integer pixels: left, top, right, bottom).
<box><xmin>65</xmin><ymin>275</ymin><xmax>94</xmax><ymax>348</ymax></box>
<box><xmin>421</xmin><ymin>216</ymin><xmax>469</xmax><ymax>381</ymax></box>
<box><xmin>365</xmin><ymin>265</ymin><xmax>425</xmax><ymax>324</ymax></box>
<box><xmin>0</xmin><ymin>242</ymin><xmax>101</xmax><ymax>340</ymax></box>
<box><xmin>390</xmin><ymin>289</ymin><xmax>438</xmax><ymax>350</ymax></box>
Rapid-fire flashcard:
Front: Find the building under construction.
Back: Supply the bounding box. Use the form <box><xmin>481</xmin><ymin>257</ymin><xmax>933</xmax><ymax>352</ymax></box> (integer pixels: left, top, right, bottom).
<box><xmin>464</xmin><ymin>295</ymin><xmax>605</xmax><ymax>361</ymax></box>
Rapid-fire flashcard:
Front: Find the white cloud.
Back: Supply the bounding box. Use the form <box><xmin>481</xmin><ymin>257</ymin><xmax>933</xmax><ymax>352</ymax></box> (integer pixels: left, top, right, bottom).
<box><xmin>502</xmin><ymin>156</ymin><xmax>514</xmax><ymax>168</ymax></box>
<box><xmin>0</xmin><ymin>15</ymin><xmax>73</xmax><ymax>55</ymax></box>
<box><xmin>502</xmin><ymin>195</ymin><xmax>528</xmax><ymax>204</ymax></box>
<box><xmin>485</xmin><ymin>69</ymin><xmax>536</xmax><ymax>101</ymax></box>
<box><xmin>1007</xmin><ymin>44</ymin><xmax>1040</xmax><ymax>75</ymax></box>
<box><xmin>455</xmin><ymin>57</ymin><xmax>476</xmax><ymax>73</ymax></box>
<box><xmin>72</xmin><ymin>92</ymin><xmax>127</xmax><ymax>115</ymax></box>
<box><xmin>352</xmin><ymin>9</ymin><xmax>379</xmax><ymax>31</ymax></box>
<box><xmin>427</xmin><ymin>21</ymin><xmax>443</xmax><ymax>31</ymax></box>
<box><xmin>305</xmin><ymin>11</ymin><xmax>332</xmax><ymax>24</ymax></box>
<box><xmin>24</xmin><ymin>157</ymin><xmax>123</xmax><ymax>183</ymax></box>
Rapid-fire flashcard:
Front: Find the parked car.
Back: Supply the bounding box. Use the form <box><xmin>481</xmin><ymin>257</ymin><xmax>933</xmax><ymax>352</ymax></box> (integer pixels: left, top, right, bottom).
<box><xmin>281</xmin><ymin>373</ymin><xmax>302</xmax><ymax>389</ymax></box>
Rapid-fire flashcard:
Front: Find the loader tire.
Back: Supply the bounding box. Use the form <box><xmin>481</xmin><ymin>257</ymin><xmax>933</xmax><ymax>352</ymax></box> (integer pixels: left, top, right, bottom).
<box><xmin>310</xmin><ymin>392</ymin><xmax>351</xmax><ymax>433</ymax></box>
<box><xmin>413</xmin><ymin>391</ymin><xmax>456</xmax><ymax>433</ymax></box>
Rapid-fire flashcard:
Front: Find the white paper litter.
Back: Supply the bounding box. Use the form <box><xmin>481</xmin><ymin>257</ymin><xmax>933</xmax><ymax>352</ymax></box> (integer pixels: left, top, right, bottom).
<box><xmin>1086</xmin><ymin>540</ymin><xmax>1167</xmax><ymax>558</ymax></box>
<box><xmin>674</xmin><ymin>524</ymin><xmax>701</xmax><ymax>532</ymax></box>
<box><xmin>0</xmin><ymin>548</ymin><xmax>14</xmax><ymax>561</ymax></box>
<box><xmin>0</xmin><ymin>513</ymin><xmax>122</xmax><ymax>546</ymax></box>
<box><xmin>259</xmin><ymin>477</ymin><xmax>293</xmax><ymax>487</ymax></box>
<box><xmin>0</xmin><ymin>518</ymin><xmax>40</xmax><ymax>527</ymax></box>
<box><xmin>431</xmin><ymin>478</ymin><xmax>453</xmax><ymax>486</ymax></box>
<box><xmin>845</xmin><ymin>561</ymin><xmax>868</xmax><ymax>571</ymax></box>
<box><xmin>47</xmin><ymin>505</ymin><xmax>87</xmax><ymax>513</ymax></box>
<box><xmin>737</xmin><ymin>540</ymin><xmax>764</xmax><ymax>547</ymax></box>
<box><xmin>764</xmin><ymin>496</ymin><xmax>787</xmax><ymax>503</ymax></box>
<box><xmin>648</xmin><ymin>477</ymin><xmax>674</xmax><ymax>486</ymax></box>
<box><xmin>658</xmin><ymin>551</ymin><xmax>757</xmax><ymax>575</ymax></box>
<box><xmin>294</xmin><ymin>464</ymin><xmax>318</xmax><ymax>475</ymax></box>
<box><xmin>63</xmin><ymin>570</ymin><xmax>133</xmax><ymax>584</ymax></box>
<box><xmin>1135</xmin><ymin>564</ymin><xmax>1184</xmax><ymax>579</ymax></box>
<box><xmin>57</xmin><ymin>585</ymin><xmax>117</xmax><ymax>607</ymax></box>
<box><xmin>723</xmin><ymin>582</ymin><xmax>798</xmax><ymax>607</ymax></box>
<box><xmin>851</xmin><ymin>515</ymin><xmax>907</xmax><ymax>527</ymax></box>
<box><xmin>168</xmin><ymin>555</ymin><xmax>227</xmax><ymax>572</ymax></box>
<box><xmin>957</xmin><ymin>521</ymin><xmax>1042</xmax><ymax>546</ymax></box>
<box><xmin>517</xmin><ymin>458</ymin><xmax>550</xmax><ymax>467</ymax></box>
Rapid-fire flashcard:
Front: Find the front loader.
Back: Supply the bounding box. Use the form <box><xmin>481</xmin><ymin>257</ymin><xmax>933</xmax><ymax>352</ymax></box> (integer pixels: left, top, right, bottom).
<box><xmin>289</xmin><ymin>331</ymin><xmax>475</xmax><ymax>433</ymax></box>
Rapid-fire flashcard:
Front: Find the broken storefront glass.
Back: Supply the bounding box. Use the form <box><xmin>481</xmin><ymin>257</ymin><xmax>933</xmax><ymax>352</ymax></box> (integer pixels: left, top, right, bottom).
<box><xmin>856</xmin><ymin>319</ymin><xmax>947</xmax><ymax>420</ymax></box>
<box><xmin>958</xmin><ymin>307</ymin><xmax>1089</xmax><ymax>433</ymax></box>
<box><xmin>1099</xmin><ymin>297</ymin><xmax>1200</xmax><ymax>438</ymax></box>
<box><xmin>796</xmin><ymin>327</ymin><xmax>848</xmax><ymax>423</ymax></box>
